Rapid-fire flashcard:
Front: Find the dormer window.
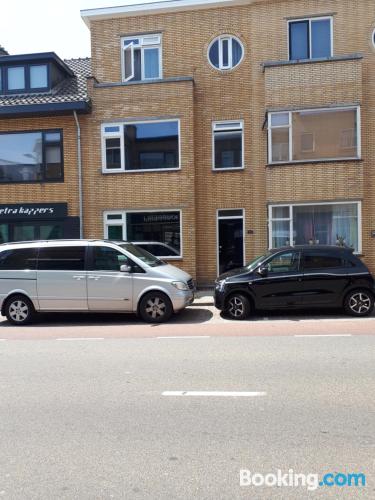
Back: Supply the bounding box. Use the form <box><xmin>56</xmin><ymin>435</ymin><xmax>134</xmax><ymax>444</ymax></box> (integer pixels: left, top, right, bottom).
<box><xmin>7</xmin><ymin>66</ymin><xmax>25</xmax><ymax>91</ymax></box>
<box><xmin>121</xmin><ymin>34</ymin><xmax>162</xmax><ymax>82</ymax></box>
<box><xmin>30</xmin><ymin>65</ymin><xmax>48</xmax><ymax>89</ymax></box>
<box><xmin>0</xmin><ymin>63</ymin><xmax>49</xmax><ymax>94</ymax></box>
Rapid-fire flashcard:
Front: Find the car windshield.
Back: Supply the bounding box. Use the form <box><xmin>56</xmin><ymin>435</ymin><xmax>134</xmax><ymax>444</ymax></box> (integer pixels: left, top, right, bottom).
<box><xmin>245</xmin><ymin>253</ymin><xmax>271</xmax><ymax>270</ymax></box>
<box><xmin>118</xmin><ymin>243</ymin><xmax>165</xmax><ymax>267</ymax></box>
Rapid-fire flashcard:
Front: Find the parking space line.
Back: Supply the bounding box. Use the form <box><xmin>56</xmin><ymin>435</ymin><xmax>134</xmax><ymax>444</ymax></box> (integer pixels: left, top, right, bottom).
<box><xmin>55</xmin><ymin>337</ymin><xmax>105</xmax><ymax>341</ymax></box>
<box><xmin>162</xmin><ymin>391</ymin><xmax>266</xmax><ymax>397</ymax></box>
<box><xmin>156</xmin><ymin>336</ymin><xmax>210</xmax><ymax>339</ymax></box>
<box><xmin>294</xmin><ymin>334</ymin><xmax>352</xmax><ymax>338</ymax></box>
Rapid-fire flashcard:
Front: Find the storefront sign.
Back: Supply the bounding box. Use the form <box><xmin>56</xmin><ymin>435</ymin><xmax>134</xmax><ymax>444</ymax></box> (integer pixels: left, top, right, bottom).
<box><xmin>0</xmin><ymin>203</ymin><xmax>68</xmax><ymax>220</ymax></box>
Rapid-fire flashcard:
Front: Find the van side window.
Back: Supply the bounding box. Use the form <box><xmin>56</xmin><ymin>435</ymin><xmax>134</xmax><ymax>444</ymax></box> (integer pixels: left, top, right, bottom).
<box><xmin>38</xmin><ymin>246</ymin><xmax>85</xmax><ymax>271</ymax></box>
<box><xmin>0</xmin><ymin>248</ymin><xmax>38</xmax><ymax>270</ymax></box>
<box><xmin>92</xmin><ymin>246</ymin><xmax>129</xmax><ymax>271</ymax></box>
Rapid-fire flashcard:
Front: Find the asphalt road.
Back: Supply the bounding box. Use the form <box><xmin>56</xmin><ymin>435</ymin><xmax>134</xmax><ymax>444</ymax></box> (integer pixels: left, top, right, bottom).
<box><xmin>0</xmin><ymin>327</ymin><xmax>374</xmax><ymax>499</ymax></box>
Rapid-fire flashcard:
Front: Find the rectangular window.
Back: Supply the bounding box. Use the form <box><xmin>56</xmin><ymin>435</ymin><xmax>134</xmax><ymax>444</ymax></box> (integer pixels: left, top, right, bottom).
<box><xmin>38</xmin><ymin>246</ymin><xmax>85</xmax><ymax>271</ymax></box>
<box><xmin>0</xmin><ymin>130</ymin><xmax>63</xmax><ymax>183</ymax></box>
<box><xmin>122</xmin><ymin>34</ymin><xmax>161</xmax><ymax>82</ymax></box>
<box><xmin>268</xmin><ymin>107</ymin><xmax>360</xmax><ymax>164</ymax></box>
<box><xmin>104</xmin><ymin>210</ymin><xmax>182</xmax><ymax>258</ymax></box>
<box><xmin>7</xmin><ymin>66</ymin><xmax>25</xmax><ymax>90</ymax></box>
<box><xmin>269</xmin><ymin>202</ymin><xmax>360</xmax><ymax>253</ymax></box>
<box><xmin>30</xmin><ymin>65</ymin><xmax>48</xmax><ymax>89</ymax></box>
<box><xmin>101</xmin><ymin>120</ymin><xmax>180</xmax><ymax>172</ymax></box>
<box><xmin>289</xmin><ymin>17</ymin><xmax>332</xmax><ymax>60</ymax></box>
<box><xmin>213</xmin><ymin>121</ymin><xmax>243</xmax><ymax>170</ymax></box>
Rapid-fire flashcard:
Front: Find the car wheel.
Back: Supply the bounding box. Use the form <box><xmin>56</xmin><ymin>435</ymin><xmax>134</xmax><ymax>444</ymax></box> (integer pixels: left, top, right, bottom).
<box><xmin>344</xmin><ymin>289</ymin><xmax>374</xmax><ymax>317</ymax></box>
<box><xmin>5</xmin><ymin>295</ymin><xmax>36</xmax><ymax>325</ymax></box>
<box><xmin>225</xmin><ymin>294</ymin><xmax>251</xmax><ymax>320</ymax></box>
<box><xmin>139</xmin><ymin>292</ymin><xmax>173</xmax><ymax>323</ymax></box>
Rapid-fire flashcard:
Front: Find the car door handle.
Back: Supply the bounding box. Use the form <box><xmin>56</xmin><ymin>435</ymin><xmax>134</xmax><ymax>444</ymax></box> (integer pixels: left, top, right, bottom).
<box><xmin>73</xmin><ymin>275</ymin><xmax>85</xmax><ymax>281</ymax></box>
<box><xmin>88</xmin><ymin>276</ymin><xmax>101</xmax><ymax>280</ymax></box>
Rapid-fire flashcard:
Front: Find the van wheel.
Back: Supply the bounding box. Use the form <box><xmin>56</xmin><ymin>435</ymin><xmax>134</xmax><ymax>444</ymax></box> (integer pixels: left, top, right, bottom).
<box><xmin>139</xmin><ymin>292</ymin><xmax>173</xmax><ymax>323</ymax></box>
<box><xmin>5</xmin><ymin>295</ymin><xmax>36</xmax><ymax>325</ymax></box>
<box><xmin>344</xmin><ymin>289</ymin><xmax>374</xmax><ymax>317</ymax></box>
<box><xmin>225</xmin><ymin>294</ymin><xmax>251</xmax><ymax>320</ymax></box>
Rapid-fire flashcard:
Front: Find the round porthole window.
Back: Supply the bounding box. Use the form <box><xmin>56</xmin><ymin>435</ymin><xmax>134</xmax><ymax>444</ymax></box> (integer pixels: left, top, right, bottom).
<box><xmin>372</xmin><ymin>28</ymin><xmax>375</xmax><ymax>48</ymax></box>
<box><xmin>208</xmin><ymin>35</ymin><xmax>244</xmax><ymax>71</ymax></box>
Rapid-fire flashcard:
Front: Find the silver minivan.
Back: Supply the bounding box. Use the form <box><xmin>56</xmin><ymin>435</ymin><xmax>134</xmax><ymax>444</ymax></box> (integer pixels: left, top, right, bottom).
<box><xmin>0</xmin><ymin>239</ymin><xmax>195</xmax><ymax>325</ymax></box>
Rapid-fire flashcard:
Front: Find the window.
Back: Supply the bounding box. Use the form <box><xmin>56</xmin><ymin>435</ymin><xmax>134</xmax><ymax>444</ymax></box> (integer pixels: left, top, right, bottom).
<box><xmin>2</xmin><ymin>64</ymin><xmax>48</xmax><ymax>93</ymax></box>
<box><xmin>92</xmin><ymin>246</ymin><xmax>129</xmax><ymax>271</ymax></box>
<box><xmin>267</xmin><ymin>251</ymin><xmax>300</xmax><ymax>274</ymax></box>
<box><xmin>104</xmin><ymin>210</ymin><xmax>182</xmax><ymax>258</ymax></box>
<box><xmin>303</xmin><ymin>252</ymin><xmax>344</xmax><ymax>270</ymax></box>
<box><xmin>102</xmin><ymin>120</ymin><xmax>179</xmax><ymax>172</ymax></box>
<box><xmin>30</xmin><ymin>65</ymin><xmax>48</xmax><ymax>89</ymax></box>
<box><xmin>372</xmin><ymin>28</ymin><xmax>375</xmax><ymax>48</ymax></box>
<box><xmin>289</xmin><ymin>17</ymin><xmax>332</xmax><ymax>60</ymax></box>
<box><xmin>208</xmin><ymin>35</ymin><xmax>244</xmax><ymax>70</ymax></box>
<box><xmin>0</xmin><ymin>248</ymin><xmax>38</xmax><ymax>270</ymax></box>
<box><xmin>269</xmin><ymin>202</ymin><xmax>360</xmax><ymax>253</ymax></box>
<box><xmin>38</xmin><ymin>246</ymin><xmax>85</xmax><ymax>271</ymax></box>
<box><xmin>213</xmin><ymin>121</ymin><xmax>243</xmax><ymax>169</ymax></box>
<box><xmin>268</xmin><ymin>107</ymin><xmax>360</xmax><ymax>164</ymax></box>
<box><xmin>122</xmin><ymin>34</ymin><xmax>161</xmax><ymax>82</ymax></box>
<box><xmin>7</xmin><ymin>66</ymin><xmax>25</xmax><ymax>91</ymax></box>
<box><xmin>0</xmin><ymin>130</ymin><xmax>63</xmax><ymax>183</ymax></box>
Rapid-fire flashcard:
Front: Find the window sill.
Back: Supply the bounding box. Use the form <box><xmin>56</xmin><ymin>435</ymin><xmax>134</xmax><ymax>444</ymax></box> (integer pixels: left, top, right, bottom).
<box><xmin>267</xmin><ymin>158</ymin><xmax>362</xmax><ymax>167</ymax></box>
<box><xmin>0</xmin><ymin>179</ymin><xmax>64</xmax><ymax>185</ymax></box>
<box><xmin>212</xmin><ymin>167</ymin><xmax>245</xmax><ymax>172</ymax></box>
<box><xmin>94</xmin><ymin>76</ymin><xmax>194</xmax><ymax>89</ymax></box>
<box><xmin>101</xmin><ymin>168</ymin><xmax>181</xmax><ymax>174</ymax></box>
<box><xmin>262</xmin><ymin>53</ymin><xmax>363</xmax><ymax>70</ymax></box>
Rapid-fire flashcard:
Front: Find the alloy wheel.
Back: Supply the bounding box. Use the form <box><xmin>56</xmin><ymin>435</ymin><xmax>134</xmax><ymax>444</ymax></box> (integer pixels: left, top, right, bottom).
<box><xmin>228</xmin><ymin>296</ymin><xmax>244</xmax><ymax>318</ymax></box>
<box><xmin>145</xmin><ymin>297</ymin><xmax>166</xmax><ymax>319</ymax></box>
<box><xmin>9</xmin><ymin>300</ymin><xmax>29</xmax><ymax>323</ymax></box>
<box><xmin>349</xmin><ymin>293</ymin><xmax>372</xmax><ymax>315</ymax></box>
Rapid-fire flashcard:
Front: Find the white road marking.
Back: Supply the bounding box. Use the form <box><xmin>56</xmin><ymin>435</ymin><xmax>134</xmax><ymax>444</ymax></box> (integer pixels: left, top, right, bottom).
<box><xmin>156</xmin><ymin>336</ymin><xmax>210</xmax><ymax>339</ymax></box>
<box><xmin>162</xmin><ymin>391</ymin><xmax>266</xmax><ymax>397</ymax></box>
<box><xmin>0</xmin><ymin>339</ymin><xmax>7</xmax><ymax>341</ymax></box>
<box><xmin>295</xmin><ymin>334</ymin><xmax>352</xmax><ymax>338</ymax></box>
<box><xmin>56</xmin><ymin>337</ymin><xmax>105</xmax><ymax>341</ymax></box>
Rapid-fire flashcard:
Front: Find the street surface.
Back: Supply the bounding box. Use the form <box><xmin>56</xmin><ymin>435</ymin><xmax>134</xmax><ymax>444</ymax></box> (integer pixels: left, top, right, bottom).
<box><xmin>0</xmin><ymin>297</ymin><xmax>374</xmax><ymax>498</ymax></box>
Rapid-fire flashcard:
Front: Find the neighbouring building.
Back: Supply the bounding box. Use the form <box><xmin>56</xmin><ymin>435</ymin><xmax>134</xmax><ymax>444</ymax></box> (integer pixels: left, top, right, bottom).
<box><xmin>1</xmin><ymin>0</ymin><xmax>375</xmax><ymax>285</ymax></box>
<box><xmin>0</xmin><ymin>50</ymin><xmax>91</xmax><ymax>242</ymax></box>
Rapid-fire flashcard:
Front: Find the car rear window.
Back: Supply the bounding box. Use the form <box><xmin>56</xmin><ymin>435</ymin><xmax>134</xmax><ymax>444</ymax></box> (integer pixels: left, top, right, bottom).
<box><xmin>0</xmin><ymin>248</ymin><xmax>38</xmax><ymax>270</ymax></box>
<box><xmin>303</xmin><ymin>253</ymin><xmax>344</xmax><ymax>270</ymax></box>
<box><xmin>38</xmin><ymin>246</ymin><xmax>85</xmax><ymax>271</ymax></box>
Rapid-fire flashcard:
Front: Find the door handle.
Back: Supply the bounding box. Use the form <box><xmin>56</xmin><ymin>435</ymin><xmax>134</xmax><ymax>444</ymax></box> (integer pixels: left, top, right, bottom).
<box><xmin>88</xmin><ymin>276</ymin><xmax>101</xmax><ymax>280</ymax></box>
<box><xmin>73</xmin><ymin>276</ymin><xmax>85</xmax><ymax>280</ymax></box>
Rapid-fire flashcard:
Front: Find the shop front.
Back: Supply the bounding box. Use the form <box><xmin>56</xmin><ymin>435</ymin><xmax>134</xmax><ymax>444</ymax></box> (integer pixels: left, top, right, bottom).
<box><xmin>0</xmin><ymin>203</ymin><xmax>80</xmax><ymax>243</ymax></box>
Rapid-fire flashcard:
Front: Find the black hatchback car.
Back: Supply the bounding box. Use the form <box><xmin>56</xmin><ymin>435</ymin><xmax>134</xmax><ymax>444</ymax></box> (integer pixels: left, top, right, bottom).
<box><xmin>215</xmin><ymin>246</ymin><xmax>375</xmax><ymax>320</ymax></box>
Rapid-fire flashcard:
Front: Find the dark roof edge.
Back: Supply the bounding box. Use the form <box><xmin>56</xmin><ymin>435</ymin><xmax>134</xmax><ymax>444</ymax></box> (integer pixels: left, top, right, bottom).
<box><xmin>0</xmin><ymin>100</ymin><xmax>91</xmax><ymax>118</ymax></box>
<box><xmin>0</xmin><ymin>52</ymin><xmax>74</xmax><ymax>77</ymax></box>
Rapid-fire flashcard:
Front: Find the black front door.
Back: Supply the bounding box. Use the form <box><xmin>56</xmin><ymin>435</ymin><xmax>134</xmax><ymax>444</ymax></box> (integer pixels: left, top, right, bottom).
<box><xmin>218</xmin><ymin>211</ymin><xmax>244</xmax><ymax>274</ymax></box>
<box><xmin>251</xmin><ymin>250</ymin><xmax>304</xmax><ymax>308</ymax></box>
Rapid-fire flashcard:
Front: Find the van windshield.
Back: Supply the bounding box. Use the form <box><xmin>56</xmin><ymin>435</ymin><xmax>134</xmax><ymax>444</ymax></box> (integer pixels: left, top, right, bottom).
<box><xmin>118</xmin><ymin>243</ymin><xmax>165</xmax><ymax>267</ymax></box>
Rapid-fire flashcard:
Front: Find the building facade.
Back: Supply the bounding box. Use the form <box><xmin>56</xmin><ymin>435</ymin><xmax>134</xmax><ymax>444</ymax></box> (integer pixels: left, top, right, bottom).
<box><xmin>1</xmin><ymin>0</ymin><xmax>375</xmax><ymax>285</ymax></box>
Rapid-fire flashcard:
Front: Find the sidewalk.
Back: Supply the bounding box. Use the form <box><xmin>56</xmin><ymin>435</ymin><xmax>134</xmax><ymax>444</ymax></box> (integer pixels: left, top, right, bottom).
<box><xmin>193</xmin><ymin>288</ymin><xmax>214</xmax><ymax>306</ymax></box>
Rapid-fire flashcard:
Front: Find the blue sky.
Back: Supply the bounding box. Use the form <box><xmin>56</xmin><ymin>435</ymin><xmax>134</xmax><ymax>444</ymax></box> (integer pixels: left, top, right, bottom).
<box><xmin>0</xmin><ymin>0</ymin><xmax>164</xmax><ymax>59</ymax></box>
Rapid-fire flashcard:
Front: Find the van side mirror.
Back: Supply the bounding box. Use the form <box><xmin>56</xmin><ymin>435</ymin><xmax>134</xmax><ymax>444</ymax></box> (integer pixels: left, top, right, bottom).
<box><xmin>120</xmin><ymin>264</ymin><xmax>132</xmax><ymax>273</ymax></box>
<box><xmin>257</xmin><ymin>265</ymin><xmax>268</xmax><ymax>277</ymax></box>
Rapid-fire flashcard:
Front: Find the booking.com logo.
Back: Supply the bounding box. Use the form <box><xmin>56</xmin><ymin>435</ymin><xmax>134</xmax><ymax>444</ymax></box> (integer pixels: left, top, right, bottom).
<box><xmin>240</xmin><ymin>469</ymin><xmax>366</xmax><ymax>491</ymax></box>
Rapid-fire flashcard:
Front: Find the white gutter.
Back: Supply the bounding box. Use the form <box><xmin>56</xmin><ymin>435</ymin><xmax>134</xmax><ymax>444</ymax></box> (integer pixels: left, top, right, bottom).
<box><xmin>73</xmin><ymin>111</ymin><xmax>83</xmax><ymax>238</ymax></box>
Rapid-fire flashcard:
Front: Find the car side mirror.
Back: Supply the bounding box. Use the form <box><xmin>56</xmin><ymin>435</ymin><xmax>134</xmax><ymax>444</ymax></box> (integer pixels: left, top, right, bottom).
<box><xmin>120</xmin><ymin>264</ymin><xmax>132</xmax><ymax>273</ymax></box>
<box><xmin>257</xmin><ymin>265</ymin><xmax>268</xmax><ymax>277</ymax></box>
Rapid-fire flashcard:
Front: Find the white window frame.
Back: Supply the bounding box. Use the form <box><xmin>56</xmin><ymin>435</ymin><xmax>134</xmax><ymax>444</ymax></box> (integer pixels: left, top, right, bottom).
<box><xmin>372</xmin><ymin>28</ymin><xmax>375</xmax><ymax>48</ymax></box>
<box><xmin>121</xmin><ymin>34</ymin><xmax>162</xmax><ymax>82</ymax></box>
<box><xmin>212</xmin><ymin>120</ymin><xmax>244</xmax><ymax>170</ymax></box>
<box><xmin>268</xmin><ymin>201</ymin><xmax>362</xmax><ymax>254</ymax></box>
<box><xmin>207</xmin><ymin>35</ymin><xmax>244</xmax><ymax>71</ymax></box>
<box><xmin>268</xmin><ymin>106</ymin><xmax>361</xmax><ymax>164</ymax></box>
<box><xmin>287</xmin><ymin>16</ymin><xmax>333</xmax><ymax>61</ymax></box>
<box><xmin>101</xmin><ymin>119</ymin><xmax>181</xmax><ymax>173</ymax></box>
<box><xmin>103</xmin><ymin>209</ymin><xmax>183</xmax><ymax>259</ymax></box>
<box><xmin>216</xmin><ymin>208</ymin><xmax>245</xmax><ymax>276</ymax></box>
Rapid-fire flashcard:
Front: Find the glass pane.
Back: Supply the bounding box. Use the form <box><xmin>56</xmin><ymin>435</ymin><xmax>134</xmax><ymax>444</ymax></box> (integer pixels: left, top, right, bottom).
<box><xmin>214</xmin><ymin>131</ymin><xmax>242</xmax><ymax>168</ymax></box>
<box><xmin>289</xmin><ymin>21</ymin><xmax>309</xmax><ymax>60</ymax></box>
<box><xmin>218</xmin><ymin>209</ymin><xmax>243</xmax><ymax>217</ymax></box>
<box><xmin>209</xmin><ymin>41</ymin><xmax>219</xmax><ymax>68</ymax></box>
<box><xmin>13</xmin><ymin>224</ymin><xmax>36</xmax><ymax>241</ymax></box>
<box><xmin>0</xmin><ymin>132</ymin><xmax>43</xmax><ymax>182</ymax></box>
<box><xmin>39</xmin><ymin>224</ymin><xmax>63</xmax><ymax>239</ymax></box>
<box><xmin>293</xmin><ymin>204</ymin><xmax>358</xmax><ymax>251</ymax></box>
<box><xmin>0</xmin><ymin>224</ymin><xmax>9</xmax><ymax>243</ymax></box>
<box><xmin>311</xmin><ymin>19</ymin><xmax>331</xmax><ymax>58</ymax></box>
<box><xmin>126</xmin><ymin>211</ymin><xmax>181</xmax><ymax>255</ymax></box>
<box><xmin>38</xmin><ymin>246</ymin><xmax>85</xmax><ymax>271</ymax></box>
<box><xmin>7</xmin><ymin>66</ymin><xmax>25</xmax><ymax>90</ymax></box>
<box><xmin>45</xmin><ymin>132</ymin><xmax>60</xmax><ymax>142</ymax></box>
<box><xmin>0</xmin><ymin>248</ymin><xmax>38</xmax><ymax>270</ymax></box>
<box><xmin>45</xmin><ymin>145</ymin><xmax>62</xmax><ymax>180</ymax></box>
<box><xmin>105</xmin><ymin>138</ymin><xmax>121</xmax><ymax>169</ymax></box>
<box><xmin>222</xmin><ymin>39</ymin><xmax>229</xmax><ymax>67</ymax></box>
<box><xmin>267</xmin><ymin>251</ymin><xmax>300</xmax><ymax>273</ymax></box>
<box><xmin>92</xmin><ymin>246</ymin><xmax>128</xmax><ymax>271</ymax></box>
<box><xmin>232</xmin><ymin>38</ymin><xmax>242</xmax><ymax>66</ymax></box>
<box><xmin>108</xmin><ymin>225</ymin><xmax>124</xmax><ymax>240</ymax></box>
<box><xmin>271</xmin><ymin>220</ymin><xmax>291</xmax><ymax>248</ymax></box>
<box><xmin>30</xmin><ymin>65</ymin><xmax>48</xmax><ymax>88</ymax></box>
<box><xmin>144</xmin><ymin>48</ymin><xmax>159</xmax><ymax>78</ymax></box>
<box><xmin>107</xmin><ymin>214</ymin><xmax>123</xmax><ymax>220</ymax></box>
<box><xmin>292</xmin><ymin>109</ymin><xmax>357</xmax><ymax>161</ymax></box>
<box><xmin>272</xmin><ymin>206</ymin><xmax>290</xmax><ymax>219</ymax></box>
<box><xmin>124</xmin><ymin>121</ymin><xmax>179</xmax><ymax>170</ymax></box>
<box><xmin>303</xmin><ymin>253</ymin><xmax>343</xmax><ymax>270</ymax></box>
<box><xmin>134</xmin><ymin>49</ymin><xmax>142</xmax><ymax>81</ymax></box>
<box><xmin>271</xmin><ymin>113</ymin><xmax>290</xmax><ymax>127</ymax></box>
<box><xmin>271</xmin><ymin>128</ymin><xmax>289</xmax><ymax>162</ymax></box>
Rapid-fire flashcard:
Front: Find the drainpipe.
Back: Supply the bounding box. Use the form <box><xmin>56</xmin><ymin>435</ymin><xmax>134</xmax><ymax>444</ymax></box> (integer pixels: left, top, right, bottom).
<box><xmin>73</xmin><ymin>111</ymin><xmax>83</xmax><ymax>238</ymax></box>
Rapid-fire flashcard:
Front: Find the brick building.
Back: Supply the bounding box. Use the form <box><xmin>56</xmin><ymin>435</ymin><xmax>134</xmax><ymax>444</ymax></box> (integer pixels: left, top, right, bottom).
<box><xmin>1</xmin><ymin>0</ymin><xmax>375</xmax><ymax>285</ymax></box>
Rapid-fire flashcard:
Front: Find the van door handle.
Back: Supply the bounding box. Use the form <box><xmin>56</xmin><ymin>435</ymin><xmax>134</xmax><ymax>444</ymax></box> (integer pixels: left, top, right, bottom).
<box><xmin>73</xmin><ymin>275</ymin><xmax>85</xmax><ymax>280</ymax></box>
<box><xmin>88</xmin><ymin>276</ymin><xmax>101</xmax><ymax>280</ymax></box>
